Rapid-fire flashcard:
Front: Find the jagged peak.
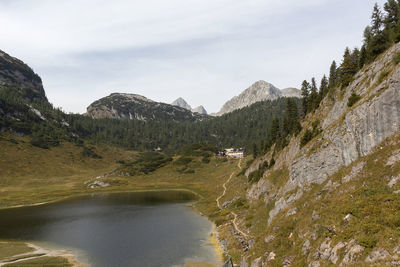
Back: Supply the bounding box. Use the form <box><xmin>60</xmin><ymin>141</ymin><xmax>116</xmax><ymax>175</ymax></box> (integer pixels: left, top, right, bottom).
<box><xmin>171</xmin><ymin>97</ymin><xmax>192</xmax><ymax>110</ymax></box>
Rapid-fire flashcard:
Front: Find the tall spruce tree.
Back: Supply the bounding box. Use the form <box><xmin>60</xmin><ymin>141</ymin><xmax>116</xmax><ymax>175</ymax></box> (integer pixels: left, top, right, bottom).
<box><xmin>319</xmin><ymin>75</ymin><xmax>328</xmax><ymax>98</ymax></box>
<box><xmin>310</xmin><ymin>77</ymin><xmax>319</xmax><ymax>111</ymax></box>
<box><xmin>383</xmin><ymin>0</ymin><xmax>399</xmax><ymax>29</ymax></box>
<box><xmin>340</xmin><ymin>47</ymin><xmax>358</xmax><ymax>86</ymax></box>
<box><xmin>359</xmin><ymin>45</ymin><xmax>367</xmax><ymax>68</ymax></box>
<box><xmin>301</xmin><ymin>80</ymin><xmax>310</xmax><ymax>114</ymax></box>
<box><xmin>328</xmin><ymin>61</ymin><xmax>338</xmax><ymax>89</ymax></box>
<box><xmin>371</xmin><ymin>3</ymin><xmax>383</xmax><ymax>35</ymax></box>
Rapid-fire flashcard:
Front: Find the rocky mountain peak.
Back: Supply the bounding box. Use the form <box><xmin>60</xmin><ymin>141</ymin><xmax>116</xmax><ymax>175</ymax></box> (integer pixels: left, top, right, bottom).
<box><xmin>171</xmin><ymin>97</ymin><xmax>192</xmax><ymax>110</ymax></box>
<box><xmin>215</xmin><ymin>80</ymin><xmax>284</xmax><ymax>116</ymax></box>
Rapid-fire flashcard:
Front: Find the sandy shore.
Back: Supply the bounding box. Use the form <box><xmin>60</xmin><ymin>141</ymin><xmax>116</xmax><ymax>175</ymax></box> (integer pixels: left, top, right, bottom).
<box><xmin>0</xmin><ymin>242</ymin><xmax>83</xmax><ymax>267</ymax></box>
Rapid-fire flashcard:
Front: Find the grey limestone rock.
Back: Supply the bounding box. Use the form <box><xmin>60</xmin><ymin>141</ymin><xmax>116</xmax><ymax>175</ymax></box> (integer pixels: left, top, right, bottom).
<box><xmin>365</xmin><ymin>248</ymin><xmax>390</xmax><ymax>263</ymax></box>
<box><xmin>387</xmin><ymin>150</ymin><xmax>400</xmax><ymax>166</ymax></box>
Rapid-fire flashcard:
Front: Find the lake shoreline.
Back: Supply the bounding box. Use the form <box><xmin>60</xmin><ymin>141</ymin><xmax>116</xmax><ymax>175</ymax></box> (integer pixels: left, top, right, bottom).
<box><xmin>0</xmin><ymin>189</ymin><xmax>225</xmax><ymax>267</ymax></box>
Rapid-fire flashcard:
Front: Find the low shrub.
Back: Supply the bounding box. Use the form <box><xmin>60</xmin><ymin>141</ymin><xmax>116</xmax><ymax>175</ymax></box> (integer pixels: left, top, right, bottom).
<box><xmin>348</xmin><ymin>92</ymin><xmax>361</xmax><ymax>107</ymax></box>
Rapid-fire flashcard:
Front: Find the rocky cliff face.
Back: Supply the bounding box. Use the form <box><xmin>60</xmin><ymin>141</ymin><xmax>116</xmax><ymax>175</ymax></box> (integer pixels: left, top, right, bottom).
<box><xmin>0</xmin><ymin>50</ymin><xmax>47</xmax><ymax>103</ymax></box>
<box><xmin>86</xmin><ymin>93</ymin><xmax>207</xmax><ymax>122</ymax></box>
<box><xmin>215</xmin><ymin>81</ymin><xmax>300</xmax><ymax>116</ymax></box>
<box><xmin>222</xmin><ymin>43</ymin><xmax>400</xmax><ymax>266</ymax></box>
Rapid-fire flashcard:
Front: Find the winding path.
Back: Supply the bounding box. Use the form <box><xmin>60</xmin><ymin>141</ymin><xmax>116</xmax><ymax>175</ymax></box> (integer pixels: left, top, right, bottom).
<box><xmin>216</xmin><ymin>159</ymin><xmax>251</xmax><ymax>239</ymax></box>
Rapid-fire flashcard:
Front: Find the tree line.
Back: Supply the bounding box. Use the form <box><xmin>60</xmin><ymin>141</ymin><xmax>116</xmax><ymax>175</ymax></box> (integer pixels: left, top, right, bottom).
<box><xmin>301</xmin><ymin>0</ymin><xmax>400</xmax><ymax>116</ymax></box>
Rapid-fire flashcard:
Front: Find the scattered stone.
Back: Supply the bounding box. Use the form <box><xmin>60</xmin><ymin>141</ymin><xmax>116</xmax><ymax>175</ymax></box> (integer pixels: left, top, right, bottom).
<box><xmin>239</xmin><ymin>257</ymin><xmax>249</xmax><ymax>267</ymax></box>
<box><xmin>250</xmin><ymin>257</ymin><xmax>262</xmax><ymax>267</ymax></box>
<box><xmin>343</xmin><ymin>213</ymin><xmax>354</xmax><ymax>222</ymax></box>
<box><xmin>282</xmin><ymin>255</ymin><xmax>295</xmax><ymax>267</ymax></box>
<box><xmin>222</xmin><ymin>258</ymin><xmax>234</xmax><ymax>267</ymax></box>
<box><xmin>329</xmin><ymin>242</ymin><xmax>347</xmax><ymax>264</ymax></box>
<box><xmin>394</xmin><ymin>190</ymin><xmax>400</xmax><ymax>194</ymax></box>
<box><xmin>312</xmin><ymin>210</ymin><xmax>320</xmax><ymax>220</ymax></box>
<box><xmin>266</xmin><ymin>252</ymin><xmax>276</xmax><ymax>262</ymax></box>
<box><xmin>87</xmin><ymin>180</ymin><xmax>110</xmax><ymax>189</ymax></box>
<box><xmin>388</xmin><ymin>175</ymin><xmax>400</xmax><ymax>188</ymax></box>
<box><xmin>264</xmin><ymin>234</ymin><xmax>275</xmax><ymax>243</ymax></box>
<box><xmin>386</xmin><ymin>150</ymin><xmax>400</xmax><ymax>166</ymax></box>
<box><xmin>342</xmin><ymin>161</ymin><xmax>365</xmax><ymax>183</ymax></box>
<box><xmin>323</xmin><ymin>180</ymin><xmax>340</xmax><ymax>191</ymax></box>
<box><xmin>309</xmin><ymin>261</ymin><xmax>321</xmax><ymax>267</ymax></box>
<box><xmin>342</xmin><ymin>240</ymin><xmax>364</xmax><ymax>265</ymax></box>
<box><xmin>319</xmin><ymin>238</ymin><xmax>332</xmax><ymax>260</ymax></box>
<box><xmin>286</xmin><ymin>207</ymin><xmax>297</xmax><ymax>216</ymax></box>
<box><xmin>365</xmin><ymin>248</ymin><xmax>390</xmax><ymax>263</ymax></box>
<box><xmin>302</xmin><ymin>239</ymin><xmax>310</xmax><ymax>255</ymax></box>
<box><xmin>222</xmin><ymin>196</ymin><xmax>240</xmax><ymax>209</ymax></box>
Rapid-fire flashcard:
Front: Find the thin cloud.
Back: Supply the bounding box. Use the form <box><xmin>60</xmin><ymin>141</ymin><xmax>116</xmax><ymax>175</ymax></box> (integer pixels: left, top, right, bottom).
<box><xmin>0</xmin><ymin>0</ymin><xmax>386</xmax><ymax>113</ymax></box>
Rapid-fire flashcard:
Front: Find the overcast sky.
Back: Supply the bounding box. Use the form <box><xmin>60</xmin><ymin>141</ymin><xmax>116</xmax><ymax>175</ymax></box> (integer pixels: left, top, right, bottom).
<box><xmin>0</xmin><ymin>0</ymin><xmax>387</xmax><ymax>114</ymax></box>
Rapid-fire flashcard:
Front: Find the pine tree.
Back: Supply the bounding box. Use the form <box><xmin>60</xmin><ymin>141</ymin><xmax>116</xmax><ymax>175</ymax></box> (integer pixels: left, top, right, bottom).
<box><xmin>319</xmin><ymin>75</ymin><xmax>328</xmax><ymax>98</ymax></box>
<box><xmin>384</xmin><ymin>0</ymin><xmax>399</xmax><ymax>29</ymax></box>
<box><xmin>359</xmin><ymin>45</ymin><xmax>367</xmax><ymax>68</ymax></box>
<box><xmin>310</xmin><ymin>77</ymin><xmax>319</xmax><ymax>111</ymax></box>
<box><xmin>301</xmin><ymin>80</ymin><xmax>310</xmax><ymax>114</ymax></box>
<box><xmin>371</xmin><ymin>3</ymin><xmax>383</xmax><ymax>35</ymax></box>
<box><xmin>340</xmin><ymin>47</ymin><xmax>358</xmax><ymax>86</ymax></box>
<box><xmin>252</xmin><ymin>142</ymin><xmax>258</xmax><ymax>157</ymax></box>
<box><xmin>328</xmin><ymin>61</ymin><xmax>338</xmax><ymax>89</ymax></box>
<box><xmin>369</xmin><ymin>3</ymin><xmax>391</xmax><ymax>58</ymax></box>
<box><xmin>269</xmin><ymin>118</ymin><xmax>280</xmax><ymax>143</ymax></box>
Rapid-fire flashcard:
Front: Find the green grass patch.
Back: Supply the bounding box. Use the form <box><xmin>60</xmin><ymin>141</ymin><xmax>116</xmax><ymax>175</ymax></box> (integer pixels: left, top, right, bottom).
<box><xmin>347</xmin><ymin>92</ymin><xmax>361</xmax><ymax>107</ymax></box>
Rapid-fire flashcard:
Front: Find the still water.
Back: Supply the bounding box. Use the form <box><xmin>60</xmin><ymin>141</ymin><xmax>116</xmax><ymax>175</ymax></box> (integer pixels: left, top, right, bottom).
<box><xmin>0</xmin><ymin>191</ymin><xmax>221</xmax><ymax>267</ymax></box>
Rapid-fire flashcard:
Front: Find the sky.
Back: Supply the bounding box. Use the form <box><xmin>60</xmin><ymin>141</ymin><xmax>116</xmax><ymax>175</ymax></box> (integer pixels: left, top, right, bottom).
<box><xmin>0</xmin><ymin>0</ymin><xmax>388</xmax><ymax>114</ymax></box>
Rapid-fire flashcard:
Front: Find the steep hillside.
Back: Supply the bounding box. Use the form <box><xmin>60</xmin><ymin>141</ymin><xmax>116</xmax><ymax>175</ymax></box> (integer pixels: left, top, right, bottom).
<box><xmin>86</xmin><ymin>93</ymin><xmax>207</xmax><ymax>122</ymax></box>
<box><xmin>217</xmin><ymin>43</ymin><xmax>400</xmax><ymax>266</ymax></box>
<box><xmin>214</xmin><ymin>81</ymin><xmax>301</xmax><ymax>116</ymax></box>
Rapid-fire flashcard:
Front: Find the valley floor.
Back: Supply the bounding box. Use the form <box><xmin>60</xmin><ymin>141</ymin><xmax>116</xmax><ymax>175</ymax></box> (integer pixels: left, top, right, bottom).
<box><xmin>0</xmin><ymin>134</ymin><xmax>246</xmax><ymax>266</ymax></box>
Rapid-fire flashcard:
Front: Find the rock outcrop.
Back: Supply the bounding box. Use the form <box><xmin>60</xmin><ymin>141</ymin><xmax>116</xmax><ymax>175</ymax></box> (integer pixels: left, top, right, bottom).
<box><xmin>0</xmin><ymin>49</ymin><xmax>47</xmax><ymax>102</ymax></box>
